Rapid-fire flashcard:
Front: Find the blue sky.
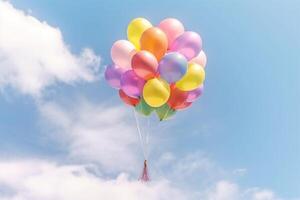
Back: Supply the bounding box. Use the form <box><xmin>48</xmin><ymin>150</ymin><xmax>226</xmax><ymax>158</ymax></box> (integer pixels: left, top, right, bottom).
<box><xmin>0</xmin><ymin>0</ymin><xmax>300</xmax><ymax>199</ymax></box>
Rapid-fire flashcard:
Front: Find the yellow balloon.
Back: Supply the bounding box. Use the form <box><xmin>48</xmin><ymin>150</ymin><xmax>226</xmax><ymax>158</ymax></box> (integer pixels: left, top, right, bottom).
<box><xmin>176</xmin><ymin>63</ymin><xmax>205</xmax><ymax>91</ymax></box>
<box><xmin>143</xmin><ymin>78</ymin><xmax>170</xmax><ymax>107</ymax></box>
<box><xmin>127</xmin><ymin>18</ymin><xmax>152</xmax><ymax>49</ymax></box>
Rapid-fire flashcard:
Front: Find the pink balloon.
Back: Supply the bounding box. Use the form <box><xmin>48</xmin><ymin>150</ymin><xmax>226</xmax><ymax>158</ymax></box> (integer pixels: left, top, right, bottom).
<box><xmin>190</xmin><ymin>50</ymin><xmax>207</xmax><ymax>68</ymax></box>
<box><xmin>121</xmin><ymin>70</ymin><xmax>145</xmax><ymax>98</ymax></box>
<box><xmin>186</xmin><ymin>85</ymin><xmax>204</xmax><ymax>102</ymax></box>
<box><xmin>111</xmin><ymin>40</ymin><xmax>135</xmax><ymax>69</ymax></box>
<box><xmin>158</xmin><ymin>18</ymin><xmax>185</xmax><ymax>49</ymax></box>
<box><xmin>170</xmin><ymin>31</ymin><xmax>202</xmax><ymax>60</ymax></box>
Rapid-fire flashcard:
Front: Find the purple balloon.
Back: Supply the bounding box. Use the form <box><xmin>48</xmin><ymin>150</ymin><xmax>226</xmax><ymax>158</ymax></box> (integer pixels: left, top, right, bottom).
<box><xmin>187</xmin><ymin>85</ymin><xmax>204</xmax><ymax>102</ymax></box>
<box><xmin>170</xmin><ymin>31</ymin><xmax>202</xmax><ymax>60</ymax></box>
<box><xmin>158</xmin><ymin>52</ymin><xmax>187</xmax><ymax>83</ymax></box>
<box><xmin>105</xmin><ymin>65</ymin><xmax>126</xmax><ymax>89</ymax></box>
<box><xmin>121</xmin><ymin>70</ymin><xmax>145</xmax><ymax>98</ymax></box>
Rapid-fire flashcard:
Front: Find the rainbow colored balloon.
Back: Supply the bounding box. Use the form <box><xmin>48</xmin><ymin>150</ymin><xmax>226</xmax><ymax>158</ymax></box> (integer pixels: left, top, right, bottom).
<box><xmin>105</xmin><ymin>17</ymin><xmax>207</xmax><ymax>121</ymax></box>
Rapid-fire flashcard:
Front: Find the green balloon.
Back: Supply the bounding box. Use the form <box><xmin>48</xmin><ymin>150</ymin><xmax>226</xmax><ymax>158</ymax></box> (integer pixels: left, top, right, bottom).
<box><xmin>156</xmin><ymin>104</ymin><xmax>176</xmax><ymax>121</ymax></box>
<box><xmin>135</xmin><ymin>98</ymin><xmax>154</xmax><ymax>116</ymax></box>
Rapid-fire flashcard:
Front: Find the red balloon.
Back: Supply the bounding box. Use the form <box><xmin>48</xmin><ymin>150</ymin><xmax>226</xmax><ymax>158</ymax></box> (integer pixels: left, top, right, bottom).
<box><xmin>119</xmin><ymin>89</ymin><xmax>139</xmax><ymax>106</ymax></box>
<box><xmin>132</xmin><ymin>51</ymin><xmax>158</xmax><ymax>80</ymax></box>
<box><xmin>167</xmin><ymin>85</ymin><xmax>189</xmax><ymax>109</ymax></box>
<box><xmin>174</xmin><ymin>101</ymin><xmax>192</xmax><ymax>110</ymax></box>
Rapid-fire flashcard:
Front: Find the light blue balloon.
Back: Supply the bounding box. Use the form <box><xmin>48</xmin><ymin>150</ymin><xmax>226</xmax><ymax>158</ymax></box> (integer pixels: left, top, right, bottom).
<box><xmin>158</xmin><ymin>52</ymin><xmax>188</xmax><ymax>83</ymax></box>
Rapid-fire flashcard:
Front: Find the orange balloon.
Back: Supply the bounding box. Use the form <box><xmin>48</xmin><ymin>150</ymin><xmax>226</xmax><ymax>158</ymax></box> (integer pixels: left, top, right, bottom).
<box><xmin>140</xmin><ymin>27</ymin><xmax>168</xmax><ymax>61</ymax></box>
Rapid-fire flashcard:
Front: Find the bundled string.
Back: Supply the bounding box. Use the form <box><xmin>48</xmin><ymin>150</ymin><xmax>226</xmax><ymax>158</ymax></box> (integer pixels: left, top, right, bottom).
<box><xmin>133</xmin><ymin>109</ymin><xmax>150</xmax><ymax>182</ymax></box>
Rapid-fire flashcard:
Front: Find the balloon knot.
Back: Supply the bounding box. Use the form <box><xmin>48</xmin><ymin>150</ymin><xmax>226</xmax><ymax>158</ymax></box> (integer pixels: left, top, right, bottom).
<box><xmin>140</xmin><ymin>160</ymin><xmax>150</xmax><ymax>182</ymax></box>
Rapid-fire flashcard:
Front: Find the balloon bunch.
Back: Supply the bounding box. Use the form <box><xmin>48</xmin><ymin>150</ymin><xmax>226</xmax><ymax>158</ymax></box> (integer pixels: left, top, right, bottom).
<box><xmin>105</xmin><ymin>18</ymin><xmax>207</xmax><ymax>120</ymax></box>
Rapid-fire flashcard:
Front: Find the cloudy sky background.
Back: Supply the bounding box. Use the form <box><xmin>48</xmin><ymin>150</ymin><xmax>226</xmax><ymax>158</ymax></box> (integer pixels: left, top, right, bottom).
<box><xmin>0</xmin><ymin>0</ymin><xmax>299</xmax><ymax>199</ymax></box>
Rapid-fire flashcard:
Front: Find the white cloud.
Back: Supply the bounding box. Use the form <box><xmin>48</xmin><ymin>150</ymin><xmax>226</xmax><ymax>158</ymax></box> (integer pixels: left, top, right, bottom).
<box><xmin>252</xmin><ymin>190</ymin><xmax>277</xmax><ymax>200</ymax></box>
<box><xmin>0</xmin><ymin>160</ymin><xmax>187</xmax><ymax>200</ymax></box>
<box><xmin>207</xmin><ymin>181</ymin><xmax>240</xmax><ymax>200</ymax></box>
<box><xmin>205</xmin><ymin>181</ymin><xmax>285</xmax><ymax>200</ymax></box>
<box><xmin>0</xmin><ymin>159</ymin><xmax>286</xmax><ymax>200</ymax></box>
<box><xmin>38</xmin><ymin>99</ymin><xmax>140</xmax><ymax>173</ymax></box>
<box><xmin>0</xmin><ymin>1</ymin><xmax>100</xmax><ymax>97</ymax></box>
<box><xmin>205</xmin><ymin>180</ymin><xmax>282</xmax><ymax>200</ymax></box>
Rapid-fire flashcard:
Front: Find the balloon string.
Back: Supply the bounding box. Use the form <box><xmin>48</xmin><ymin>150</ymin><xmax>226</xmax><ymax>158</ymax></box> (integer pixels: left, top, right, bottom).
<box><xmin>133</xmin><ymin>109</ymin><xmax>147</xmax><ymax>159</ymax></box>
<box><xmin>162</xmin><ymin>106</ymin><xmax>171</xmax><ymax>121</ymax></box>
<box><xmin>141</xmin><ymin>101</ymin><xmax>149</xmax><ymax>159</ymax></box>
<box><xmin>145</xmin><ymin>117</ymin><xmax>150</xmax><ymax>159</ymax></box>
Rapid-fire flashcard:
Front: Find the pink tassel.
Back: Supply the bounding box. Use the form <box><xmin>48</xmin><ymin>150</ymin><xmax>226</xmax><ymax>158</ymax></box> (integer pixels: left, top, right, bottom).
<box><xmin>140</xmin><ymin>160</ymin><xmax>150</xmax><ymax>182</ymax></box>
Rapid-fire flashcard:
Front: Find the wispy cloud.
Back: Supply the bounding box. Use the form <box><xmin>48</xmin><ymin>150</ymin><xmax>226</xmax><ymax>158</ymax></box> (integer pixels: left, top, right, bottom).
<box><xmin>38</xmin><ymin>99</ymin><xmax>141</xmax><ymax>173</ymax></box>
<box><xmin>0</xmin><ymin>1</ymin><xmax>100</xmax><ymax>97</ymax></box>
<box><xmin>154</xmin><ymin>151</ymin><xmax>227</xmax><ymax>190</ymax></box>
